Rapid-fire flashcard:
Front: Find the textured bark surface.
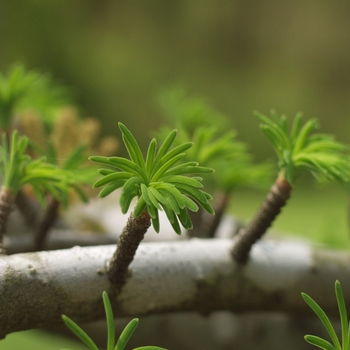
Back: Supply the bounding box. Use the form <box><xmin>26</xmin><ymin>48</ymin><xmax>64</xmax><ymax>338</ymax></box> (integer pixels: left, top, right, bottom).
<box><xmin>1</xmin><ymin>239</ymin><xmax>350</xmax><ymax>338</ymax></box>
<box><xmin>108</xmin><ymin>211</ymin><xmax>151</xmax><ymax>289</ymax></box>
<box><xmin>0</xmin><ymin>188</ymin><xmax>16</xmax><ymax>254</ymax></box>
<box><xmin>35</xmin><ymin>196</ymin><xmax>60</xmax><ymax>251</ymax></box>
<box><xmin>232</xmin><ymin>176</ymin><xmax>292</xmax><ymax>264</ymax></box>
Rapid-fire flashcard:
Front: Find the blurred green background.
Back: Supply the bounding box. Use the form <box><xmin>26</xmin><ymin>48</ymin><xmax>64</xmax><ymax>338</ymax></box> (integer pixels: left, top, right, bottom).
<box><xmin>2</xmin><ymin>1</ymin><xmax>350</xmax><ymax>348</ymax></box>
<box><xmin>2</xmin><ymin>1</ymin><xmax>350</xmax><ymax>156</ymax></box>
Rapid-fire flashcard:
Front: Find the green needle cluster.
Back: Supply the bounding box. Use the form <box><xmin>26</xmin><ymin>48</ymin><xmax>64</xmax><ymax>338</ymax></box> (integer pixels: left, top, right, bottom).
<box><xmin>62</xmin><ymin>291</ymin><xmax>166</xmax><ymax>350</ymax></box>
<box><xmin>0</xmin><ymin>63</ymin><xmax>71</xmax><ymax>129</ymax></box>
<box><xmin>303</xmin><ymin>280</ymin><xmax>350</xmax><ymax>350</ymax></box>
<box><xmin>257</xmin><ymin>110</ymin><xmax>350</xmax><ymax>185</ymax></box>
<box><xmin>90</xmin><ymin>123</ymin><xmax>214</xmax><ymax>234</ymax></box>
<box><xmin>30</xmin><ymin>141</ymin><xmax>93</xmax><ymax>206</ymax></box>
<box><xmin>0</xmin><ymin>131</ymin><xmax>71</xmax><ymax>199</ymax></box>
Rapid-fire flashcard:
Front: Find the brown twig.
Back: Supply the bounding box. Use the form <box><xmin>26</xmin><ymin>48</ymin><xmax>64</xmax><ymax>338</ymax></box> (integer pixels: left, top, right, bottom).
<box><xmin>15</xmin><ymin>189</ymin><xmax>40</xmax><ymax>228</ymax></box>
<box><xmin>35</xmin><ymin>196</ymin><xmax>60</xmax><ymax>251</ymax></box>
<box><xmin>204</xmin><ymin>191</ymin><xmax>230</xmax><ymax>238</ymax></box>
<box><xmin>187</xmin><ymin>209</ymin><xmax>204</xmax><ymax>238</ymax></box>
<box><xmin>231</xmin><ymin>176</ymin><xmax>292</xmax><ymax>264</ymax></box>
<box><xmin>0</xmin><ymin>188</ymin><xmax>16</xmax><ymax>254</ymax></box>
<box><xmin>108</xmin><ymin>210</ymin><xmax>151</xmax><ymax>291</ymax></box>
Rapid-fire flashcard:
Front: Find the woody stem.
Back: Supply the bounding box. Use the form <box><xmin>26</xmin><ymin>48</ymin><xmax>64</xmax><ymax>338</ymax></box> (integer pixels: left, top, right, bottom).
<box><xmin>0</xmin><ymin>188</ymin><xmax>16</xmax><ymax>254</ymax></box>
<box><xmin>231</xmin><ymin>175</ymin><xmax>292</xmax><ymax>264</ymax></box>
<box><xmin>108</xmin><ymin>210</ymin><xmax>151</xmax><ymax>291</ymax></box>
<box><xmin>35</xmin><ymin>196</ymin><xmax>60</xmax><ymax>251</ymax></box>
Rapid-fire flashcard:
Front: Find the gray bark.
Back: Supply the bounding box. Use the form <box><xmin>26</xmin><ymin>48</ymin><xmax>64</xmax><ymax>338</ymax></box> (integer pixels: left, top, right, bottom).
<box><xmin>1</xmin><ymin>238</ymin><xmax>350</xmax><ymax>339</ymax></box>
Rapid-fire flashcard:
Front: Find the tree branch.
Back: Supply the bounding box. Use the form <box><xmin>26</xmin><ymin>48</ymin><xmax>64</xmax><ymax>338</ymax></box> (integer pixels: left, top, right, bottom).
<box><xmin>1</xmin><ymin>238</ymin><xmax>350</xmax><ymax>338</ymax></box>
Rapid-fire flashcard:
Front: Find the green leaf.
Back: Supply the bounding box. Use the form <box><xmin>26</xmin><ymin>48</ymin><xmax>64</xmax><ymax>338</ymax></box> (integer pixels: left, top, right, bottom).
<box><xmin>302</xmin><ymin>292</ymin><xmax>341</xmax><ymax>349</ymax></box>
<box><xmin>157</xmin><ymin>187</ymin><xmax>181</xmax><ymax>214</ymax></box>
<box><xmin>115</xmin><ymin>318</ymin><xmax>139</xmax><ymax>350</ymax></box>
<box><xmin>183</xmin><ymin>195</ymin><xmax>199</xmax><ymax>212</ymax></box>
<box><xmin>141</xmin><ymin>183</ymin><xmax>152</xmax><ymax>207</ymax></box>
<box><xmin>120</xmin><ymin>190</ymin><xmax>138</xmax><ymax>214</ymax></box>
<box><xmin>91</xmin><ymin>156</ymin><xmax>147</xmax><ymax>180</ymax></box>
<box><xmin>304</xmin><ymin>335</ymin><xmax>337</xmax><ymax>350</ymax></box>
<box><xmin>290</xmin><ymin>112</ymin><xmax>303</xmax><ymax>141</ymax></box>
<box><xmin>102</xmin><ymin>292</ymin><xmax>115</xmax><ymax>350</ymax></box>
<box><xmin>134</xmin><ymin>196</ymin><xmax>147</xmax><ymax>217</ymax></box>
<box><xmin>153</xmin><ymin>129</ymin><xmax>177</xmax><ymax>163</ymax></box>
<box><xmin>259</xmin><ymin>125</ymin><xmax>284</xmax><ymax>158</ymax></box>
<box><xmin>145</xmin><ymin>138</ymin><xmax>157</xmax><ymax>176</ymax></box>
<box><xmin>147</xmin><ymin>186</ymin><xmax>167</xmax><ymax>205</ymax></box>
<box><xmin>156</xmin><ymin>142</ymin><xmax>193</xmax><ymax>168</ymax></box>
<box><xmin>146</xmin><ymin>202</ymin><xmax>158</xmax><ymax>220</ymax></box>
<box><xmin>175</xmin><ymin>183</ymin><xmax>210</xmax><ymax>206</ymax></box>
<box><xmin>335</xmin><ymin>280</ymin><xmax>349</xmax><ymax>350</ymax></box>
<box><xmin>118</xmin><ymin>123</ymin><xmax>145</xmax><ymax>170</ymax></box>
<box><xmin>302</xmin><ymin>140</ymin><xmax>345</xmax><ymax>154</ymax></box>
<box><xmin>277</xmin><ymin>112</ymin><xmax>288</xmax><ymax>134</ymax></box>
<box><xmin>256</xmin><ymin>111</ymin><xmax>290</xmax><ymax>151</ymax></box>
<box><xmin>71</xmin><ymin>184</ymin><xmax>89</xmax><ymax>203</ymax></box>
<box><xmin>151</xmin><ymin>209</ymin><xmax>160</xmax><ymax>233</ymax></box>
<box><xmin>133</xmin><ymin>347</ymin><xmax>168</xmax><ymax>350</ymax></box>
<box><xmin>18</xmin><ymin>135</ymin><xmax>28</xmax><ymax>154</ymax></box>
<box><xmin>161</xmin><ymin>175</ymin><xmax>203</xmax><ymax>188</ymax></box>
<box><xmin>98</xmin><ymin>168</ymin><xmax>115</xmax><ymax>176</ymax></box>
<box><xmin>161</xmin><ymin>200</ymin><xmax>177</xmax><ymax>224</ymax></box>
<box><xmin>61</xmin><ymin>315</ymin><xmax>99</xmax><ymax>350</ymax></box>
<box><xmin>155</xmin><ymin>147</ymin><xmax>200</xmax><ymax>177</ymax></box>
<box><xmin>177</xmin><ymin>207</ymin><xmax>193</xmax><ymax>229</ymax></box>
<box><xmin>122</xmin><ymin>177</ymin><xmax>144</xmax><ymax>196</ymax></box>
<box><xmin>146</xmin><ymin>186</ymin><xmax>162</xmax><ymax>210</ymax></box>
<box><xmin>161</xmin><ymin>204</ymin><xmax>181</xmax><ymax>234</ymax></box>
<box><xmin>89</xmin><ymin>156</ymin><xmax>118</xmax><ymax>167</ymax></box>
<box><xmin>93</xmin><ymin>172</ymin><xmax>133</xmax><ymax>188</ymax></box>
<box><xmin>161</xmin><ymin>161</ymin><xmax>198</xmax><ymax>173</ymax></box>
<box><xmin>62</xmin><ymin>145</ymin><xmax>87</xmax><ymax>170</ymax></box>
<box><xmin>156</xmin><ymin>183</ymin><xmax>185</xmax><ymax>209</ymax></box>
<box><xmin>108</xmin><ymin>157</ymin><xmax>147</xmax><ymax>180</ymax></box>
<box><xmin>282</xmin><ymin>150</ymin><xmax>295</xmax><ymax>185</ymax></box>
<box><xmin>151</xmin><ymin>153</ymin><xmax>185</xmax><ymax>182</ymax></box>
<box><xmin>292</xmin><ymin>118</ymin><xmax>318</xmax><ymax>156</ymax></box>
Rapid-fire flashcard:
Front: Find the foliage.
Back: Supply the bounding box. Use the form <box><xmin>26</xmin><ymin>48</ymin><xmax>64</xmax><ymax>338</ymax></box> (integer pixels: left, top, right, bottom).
<box><xmin>158</xmin><ymin>87</ymin><xmax>229</xmax><ymax>134</ymax></box>
<box><xmin>61</xmin><ymin>291</ymin><xmax>166</xmax><ymax>350</ymax></box>
<box><xmin>30</xmin><ymin>141</ymin><xmax>92</xmax><ymax>206</ymax></box>
<box><xmin>0</xmin><ymin>130</ymin><xmax>72</xmax><ymax>202</ymax></box>
<box><xmin>257</xmin><ymin>110</ymin><xmax>350</xmax><ymax>185</ymax></box>
<box><xmin>157</xmin><ymin>89</ymin><xmax>273</xmax><ymax>194</ymax></box>
<box><xmin>0</xmin><ymin>63</ymin><xmax>72</xmax><ymax>128</ymax></box>
<box><xmin>90</xmin><ymin>122</ymin><xmax>214</xmax><ymax>234</ymax></box>
<box><xmin>302</xmin><ymin>280</ymin><xmax>350</xmax><ymax>350</ymax></box>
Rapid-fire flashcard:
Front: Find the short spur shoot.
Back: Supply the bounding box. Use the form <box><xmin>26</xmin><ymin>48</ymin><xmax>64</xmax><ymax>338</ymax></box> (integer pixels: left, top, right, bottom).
<box><xmin>232</xmin><ymin>111</ymin><xmax>350</xmax><ymax>264</ymax></box>
<box><xmin>0</xmin><ymin>131</ymin><xmax>73</xmax><ymax>254</ymax></box>
<box><xmin>90</xmin><ymin>123</ymin><xmax>214</xmax><ymax>290</ymax></box>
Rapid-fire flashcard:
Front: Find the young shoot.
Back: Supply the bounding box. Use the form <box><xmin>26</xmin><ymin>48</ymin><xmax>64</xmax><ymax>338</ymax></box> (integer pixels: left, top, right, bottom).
<box><xmin>0</xmin><ymin>63</ymin><xmax>71</xmax><ymax>130</ymax></box>
<box><xmin>232</xmin><ymin>111</ymin><xmax>350</xmax><ymax>264</ymax></box>
<box><xmin>0</xmin><ymin>130</ymin><xmax>80</xmax><ymax>253</ymax></box>
<box><xmin>31</xmin><ymin>141</ymin><xmax>91</xmax><ymax>250</ymax></box>
<box><xmin>302</xmin><ymin>280</ymin><xmax>350</xmax><ymax>350</ymax></box>
<box><xmin>62</xmin><ymin>291</ymin><xmax>167</xmax><ymax>350</ymax></box>
<box><xmin>90</xmin><ymin>123</ymin><xmax>214</xmax><ymax>288</ymax></box>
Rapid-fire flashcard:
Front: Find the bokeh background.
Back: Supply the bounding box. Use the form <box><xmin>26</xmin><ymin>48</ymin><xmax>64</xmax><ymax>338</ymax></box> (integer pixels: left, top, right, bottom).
<box><xmin>2</xmin><ymin>1</ymin><xmax>350</xmax><ymax>348</ymax></box>
<box><xmin>2</xmin><ymin>1</ymin><xmax>350</xmax><ymax>155</ymax></box>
